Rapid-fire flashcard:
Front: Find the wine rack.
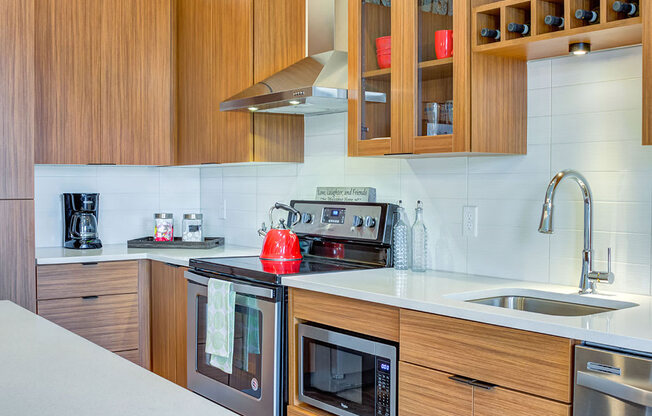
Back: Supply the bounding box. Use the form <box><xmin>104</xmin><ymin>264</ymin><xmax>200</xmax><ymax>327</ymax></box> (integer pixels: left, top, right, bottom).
<box><xmin>472</xmin><ymin>0</ymin><xmax>643</xmax><ymax>60</ymax></box>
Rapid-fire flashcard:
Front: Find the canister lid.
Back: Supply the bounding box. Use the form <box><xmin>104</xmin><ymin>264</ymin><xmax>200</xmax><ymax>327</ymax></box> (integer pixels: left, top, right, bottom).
<box><xmin>183</xmin><ymin>213</ymin><xmax>203</xmax><ymax>220</ymax></box>
<box><xmin>154</xmin><ymin>213</ymin><xmax>174</xmax><ymax>219</ymax></box>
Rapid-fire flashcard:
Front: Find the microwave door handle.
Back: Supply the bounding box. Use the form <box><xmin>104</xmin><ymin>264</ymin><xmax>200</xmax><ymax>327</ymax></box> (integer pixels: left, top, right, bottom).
<box><xmin>577</xmin><ymin>371</ymin><xmax>652</xmax><ymax>408</ymax></box>
<box><xmin>184</xmin><ymin>271</ymin><xmax>275</xmax><ymax>300</ymax></box>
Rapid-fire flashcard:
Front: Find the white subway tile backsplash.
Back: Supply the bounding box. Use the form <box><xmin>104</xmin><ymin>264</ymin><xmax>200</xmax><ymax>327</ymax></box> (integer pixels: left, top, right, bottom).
<box><xmin>551</xmin><ymin>46</ymin><xmax>642</xmax><ymax>87</ymax></box>
<box><xmin>527</xmin><ymin>59</ymin><xmax>551</xmax><ymax>90</ymax></box>
<box><xmin>527</xmin><ymin>88</ymin><xmax>552</xmax><ymax>117</ymax></box>
<box><xmin>552</xmin><ymin>78</ymin><xmax>642</xmax><ymax>115</ymax></box>
<box><xmin>551</xmin><ymin>110</ymin><xmax>642</xmax><ymax>143</ymax></box>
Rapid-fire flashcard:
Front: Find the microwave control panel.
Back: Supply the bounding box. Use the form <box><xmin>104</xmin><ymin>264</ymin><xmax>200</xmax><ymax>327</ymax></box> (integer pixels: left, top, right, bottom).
<box><xmin>376</xmin><ymin>358</ymin><xmax>392</xmax><ymax>416</ymax></box>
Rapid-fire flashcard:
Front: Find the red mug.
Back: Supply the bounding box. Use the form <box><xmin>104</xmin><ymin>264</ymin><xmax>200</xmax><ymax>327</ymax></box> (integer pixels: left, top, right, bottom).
<box><xmin>435</xmin><ymin>30</ymin><xmax>453</xmax><ymax>59</ymax></box>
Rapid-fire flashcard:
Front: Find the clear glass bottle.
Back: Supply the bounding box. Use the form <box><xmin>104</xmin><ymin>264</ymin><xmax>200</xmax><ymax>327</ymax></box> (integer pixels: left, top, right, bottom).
<box><xmin>411</xmin><ymin>201</ymin><xmax>428</xmax><ymax>272</ymax></box>
<box><xmin>392</xmin><ymin>201</ymin><xmax>411</xmax><ymax>270</ymax></box>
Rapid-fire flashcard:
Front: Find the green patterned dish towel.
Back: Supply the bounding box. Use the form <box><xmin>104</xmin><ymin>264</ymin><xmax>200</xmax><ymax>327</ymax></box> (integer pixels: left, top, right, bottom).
<box><xmin>206</xmin><ymin>279</ymin><xmax>236</xmax><ymax>374</ymax></box>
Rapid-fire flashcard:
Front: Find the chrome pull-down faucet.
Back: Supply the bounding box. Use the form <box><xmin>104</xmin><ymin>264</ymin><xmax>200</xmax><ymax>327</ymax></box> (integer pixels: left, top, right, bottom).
<box><xmin>538</xmin><ymin>169</ymin><xmax>614</xmax><ymax>294</ymax></box>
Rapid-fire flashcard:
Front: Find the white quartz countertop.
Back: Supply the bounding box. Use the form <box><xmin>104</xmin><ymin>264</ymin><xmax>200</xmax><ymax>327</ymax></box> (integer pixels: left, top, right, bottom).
<box><xmin>36</xmin><ymin>243</ymin><xmax>261</xmax><ymax>267</ymax></box>
<box><xmin>282</xmin><ymin>268</ymin><xmax>652</xmax><ymax>353</ymax></box>
<box><xmin>0</xmin><ymin>301</ymin><xmax>237</xmax><ymax>416</ymax></box>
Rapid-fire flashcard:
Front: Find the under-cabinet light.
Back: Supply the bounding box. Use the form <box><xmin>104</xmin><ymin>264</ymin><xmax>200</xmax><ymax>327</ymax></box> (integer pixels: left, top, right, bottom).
<box><xmin>569</xmin><ymin>42</ymin><xmax>591</xmax><ymax>56</ymax></box>
<box><xmin>247</xmin><ymin>107</ymin><xmax>259</xmax><ymax>112</ymax></box>
<box><xmin>289</xmin><ymin>100</ymin><xmax>301</xmax><ymax>105</ymax></box>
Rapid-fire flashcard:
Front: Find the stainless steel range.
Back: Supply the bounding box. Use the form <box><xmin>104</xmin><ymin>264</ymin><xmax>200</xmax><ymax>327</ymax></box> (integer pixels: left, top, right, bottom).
<box><xmin>185</xmin><ymin>200</ymin><xmax>397</xmax><ymax>416</ymax></box>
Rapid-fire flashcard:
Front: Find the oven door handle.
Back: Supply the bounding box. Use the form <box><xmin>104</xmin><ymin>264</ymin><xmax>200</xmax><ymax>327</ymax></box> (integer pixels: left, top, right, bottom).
<box><xmin>184</xmin><ymin>271</ymin><xmax>275</xmax><ymax>300</ymax></box>
<box><xmin>577</xmin><ymin>371</ymin><xmax>652</xmax><ymax>408</ymax></box>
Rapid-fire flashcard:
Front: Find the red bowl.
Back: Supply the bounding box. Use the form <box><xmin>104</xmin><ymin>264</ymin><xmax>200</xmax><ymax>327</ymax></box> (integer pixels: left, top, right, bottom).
<box><xmin>376</xmin><ymin>36</ymin><xmax>391</xmax><ymax>52</ymax></box>
<box><xmin>376</xmin><ymin>52</ymin><xmax>391</xmax><ymax>69</ymax></box>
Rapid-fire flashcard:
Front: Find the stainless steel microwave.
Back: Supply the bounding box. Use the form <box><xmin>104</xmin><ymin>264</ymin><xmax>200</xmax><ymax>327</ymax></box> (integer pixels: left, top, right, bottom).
<box><xmin>298</xmin><ymin>323</ymin><xmax>397</xmax><ymax>416</ymax></box>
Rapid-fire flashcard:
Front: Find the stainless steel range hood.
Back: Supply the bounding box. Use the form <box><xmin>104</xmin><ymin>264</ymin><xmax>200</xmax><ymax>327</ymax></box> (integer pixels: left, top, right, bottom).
<box><xmin>220</xmin><ymin>0</ymin><xmax>386</xmax><ymax>116</ymax></box>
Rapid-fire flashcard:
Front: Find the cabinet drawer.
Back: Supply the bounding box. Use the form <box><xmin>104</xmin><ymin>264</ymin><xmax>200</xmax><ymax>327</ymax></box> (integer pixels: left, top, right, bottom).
<box><xmin>399</xmin><ymin>361</ymin><xmax>473</xmax><ymax>416</ymax></box>
<box><xmin>38</xmin><ymin>293</ymin><xmax>139</xmax><ymax>351</ymax></box>
<box><xmin>286</xmin><ymin>405</ymin><xmax>331</xmax><ymax>416</ymax></box>
<box><xmin>400</xmin><ymin>309</ymin><xmax>574</xmax><ymax>403</ymax></box>
<box><xmin>37</xmin><ymin>261</ymin><xmax>139</xmax><ymax>300</ymax></box>
<box><xmin>115</xmin><ymin>349</ymin><xmax>140</xmax><ymax>366</ymax></box>
<box><xmin>474</xmin><ymin>385</ymin><xmax>571</xmax><ymax>416</ymax></box>
<box><xmin>291</xmin><ymin>289</ymin><xmax>399</xmax><ymax>341</ymax></box>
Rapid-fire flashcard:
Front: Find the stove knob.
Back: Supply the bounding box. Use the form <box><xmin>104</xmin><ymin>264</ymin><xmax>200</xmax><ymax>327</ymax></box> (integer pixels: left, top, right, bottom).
<box><xmin>352</xmin><ymin>215</ymin><xmax>364</xmax><ymax>227</ymax></box>
<box><xmin>301</xmin><ymin>212</ymin><xmax>313</xmax><ymax>224</ymax></box>
<box><xmin>364</xmin><ymin>216</ymin><xmax>377</xmax><ymax>228</ymax></box>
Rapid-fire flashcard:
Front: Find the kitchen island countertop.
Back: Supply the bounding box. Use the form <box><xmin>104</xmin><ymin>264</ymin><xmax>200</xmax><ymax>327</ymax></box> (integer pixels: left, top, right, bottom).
<box><xmin>0</xmin><ymin>300</ymin><xmax>237</xmax><ymax>416</ymax></box>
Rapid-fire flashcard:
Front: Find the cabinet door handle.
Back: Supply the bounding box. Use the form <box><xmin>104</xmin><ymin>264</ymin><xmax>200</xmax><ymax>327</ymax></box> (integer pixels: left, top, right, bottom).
<box><xmin>82</xmin><ymin>295</ymin><xmax>99</xmax><ymax>300</ymax></box>
<box><xmin>81</xmin><ymin>262</ymin><xmax>99</xmax><ymax>266</ymax></box>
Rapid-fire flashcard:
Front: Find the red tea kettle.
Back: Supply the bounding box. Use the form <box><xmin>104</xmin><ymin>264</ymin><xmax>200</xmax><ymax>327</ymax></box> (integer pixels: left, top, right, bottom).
<box><xmin>258</xmin><ymin>202</ymin><xmax>302</xmax><ymax>261</ymax></box>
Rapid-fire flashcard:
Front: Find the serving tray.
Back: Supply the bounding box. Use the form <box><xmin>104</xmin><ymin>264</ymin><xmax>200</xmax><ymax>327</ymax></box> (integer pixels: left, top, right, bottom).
<box><xmin>127</xmin><ymin>237</ymin><xmax>225</xmax><ymax>249</ymax></box>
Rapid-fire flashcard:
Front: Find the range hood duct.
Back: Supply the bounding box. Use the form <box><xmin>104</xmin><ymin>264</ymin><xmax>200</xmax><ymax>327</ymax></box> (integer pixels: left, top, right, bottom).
<box><xmin>220</xmin><ymin>0</ymin><xmax>385</xmax><ymax>116</ymax></box>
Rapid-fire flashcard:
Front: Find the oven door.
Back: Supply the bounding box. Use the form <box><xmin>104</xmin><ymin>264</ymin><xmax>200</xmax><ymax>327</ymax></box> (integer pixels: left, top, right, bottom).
<box><xmin>298</xmin><ymin>324</ymin><xmax>397</xmax><ymax>416</ymax></box>
<box><xmin>186</xmin><ymin>271</ymin><xmax>282</xmax><ymax>416</ymax></box>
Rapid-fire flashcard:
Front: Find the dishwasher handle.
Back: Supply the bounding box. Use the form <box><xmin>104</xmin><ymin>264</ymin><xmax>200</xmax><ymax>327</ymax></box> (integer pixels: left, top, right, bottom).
<box><xmin>184</xmin><ymin>270</ymin><xmax>275</xmax><ymax>300</ymax></box>
<box><xmin>577</xmin><ymin>371</ymin><xmax>652</xmax><ymax>408</ymax></box>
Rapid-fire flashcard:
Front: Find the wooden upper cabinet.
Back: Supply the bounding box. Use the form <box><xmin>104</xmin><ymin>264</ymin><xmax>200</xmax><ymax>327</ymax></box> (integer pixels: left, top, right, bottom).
<box><xmin>0</xmin><ymin>0</ymin><xmax>34</xmax><ymax>199</ymax></box>
<box><xmin>35</xmin><ymin>0</ymin><xmax>173</xmax><ymax>166</ymax></box>
<box><xmin>100</xmin><ymin>0</ymin><xmax>173</xmax><ymax>166</ymax></box>
<box><xmin>176</xmin><ymin>0</ymin><xmax>254</xmax><ymax>165</ymax></box>
<box><xmin>176</xmin><ymin>0</ymin><xmax>305</xmax><ymax>164</ymax></box>
<box><xmin>250</xmin><ymin>0</ymin><xmax>305</xmax><ymax>164</ymax></box>
<box><xmin>35</xmin><ymin>0</ymin><xmax>102</xmax><ymax>165</ymax></box>
<box><xmin>348</xmin><ymin>0</ymin><xmax>526</xmax><ymax>157</ymax></box>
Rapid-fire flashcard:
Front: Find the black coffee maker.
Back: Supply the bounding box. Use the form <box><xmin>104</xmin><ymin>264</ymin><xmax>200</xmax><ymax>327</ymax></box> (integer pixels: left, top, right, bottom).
<box><xmin>63</xmin><ymin>193</ymin><xmax>102</xmax><ymax>249</ymax></box>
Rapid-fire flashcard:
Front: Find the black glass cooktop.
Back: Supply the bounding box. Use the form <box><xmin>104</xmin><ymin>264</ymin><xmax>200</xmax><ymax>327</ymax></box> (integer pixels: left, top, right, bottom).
<box><xmin>190</xmin><ymin>256</ymin><xmax>380</xmax><ymax>285</ymax></box>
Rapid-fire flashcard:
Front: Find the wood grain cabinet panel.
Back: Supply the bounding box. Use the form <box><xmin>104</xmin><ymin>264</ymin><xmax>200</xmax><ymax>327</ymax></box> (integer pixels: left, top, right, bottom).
<box><xmin>116</xmin><ymin>349</ymin><xmax>141</xmax><ymax>365</ymax></box>
<box><xmin>0</xmin><ymin>0</ymin><xmax>34</xmax><ymax>198</ymax></box>
<box><xmin>251</xmin><ymin>0</ymin><xmax>304</xmax><ymax>163</ymax></box>
<box><xmin>474</xmin><ymin>385</ymin><xmax>571</xmax><ymax>416</ymax></box>
<box><xmin>399</xmin><ymin>362</ymin><xmax>473</xmax><ymax>416</ymax></box>
<box><xmin>37</xmin><ymin>261</ymin><xmax>139</xmax><ymax>300</ymax></box>
<box><xmin>38</xmin><ymin>293</ymin><xmax>140</xmax><ymax>352</ymax></box>
<box><xmin>0</xmin><ymin>200</ymin><xmax>36</xmax><ymax>312</ymax></box>
<box><xmin>176</xmin><ymin>0</ymin><xmax>254</xmax><ymax>165</ymax></box>
<box><xmin>34</xmin><ymin>0</ymin><xmax>101</xmax><ymax>165</ymax></box>
<box><xmin>151</xmin><ymin>262</ymin><xmax>188</xmax><ymax>387</ymax></box>
<box><xmin>100</xmin><ymin>0</ymin><xmax>173</xmax><ymax>165</ymax></box>
<box><xmin>291</xmin><ymin>289</ymin><xmax>399</xmax><ymax>341</ymax></box>
<box><xmin>400</xmin><ymin>309</ymin><xmax>574</xmax><ymax>403</ymax></box>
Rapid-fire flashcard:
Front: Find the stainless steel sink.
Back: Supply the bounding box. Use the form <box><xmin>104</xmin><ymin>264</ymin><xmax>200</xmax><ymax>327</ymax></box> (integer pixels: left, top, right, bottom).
<box><xmin>467</xmin><ymin>295</ymin><xmax>617</xmax><ymax>316</ymax></box>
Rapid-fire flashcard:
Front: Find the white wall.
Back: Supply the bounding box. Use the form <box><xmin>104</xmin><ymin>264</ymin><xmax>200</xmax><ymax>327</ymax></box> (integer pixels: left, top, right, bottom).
<box><xmin>35</xmin><ymin>166</ymin><xmax>201</xmax><ymax>247</ymax></box>
<box><xmin>199</xmin><ymin>46</ymin><xmax>652</xmax><ymax>295</ymax></box>
<box><xmin>34</xmin><ymin>46</ymin><xmax>651</xmax><ymax>295</ymax></box>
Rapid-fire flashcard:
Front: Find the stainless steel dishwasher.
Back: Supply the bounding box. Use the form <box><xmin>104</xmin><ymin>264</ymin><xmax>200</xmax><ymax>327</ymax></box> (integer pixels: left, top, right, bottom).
<box><xmin>574</xmin><ymin>344</ymin><xmax>652</xmax><ymax>415</ymax></box>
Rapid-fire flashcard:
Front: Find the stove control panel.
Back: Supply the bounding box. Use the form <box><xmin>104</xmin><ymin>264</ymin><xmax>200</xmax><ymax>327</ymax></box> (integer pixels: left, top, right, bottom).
<box><xmin>290</xmin><ymin>201</ymin><xmax>397</xmax><ymax>244</ymax></box>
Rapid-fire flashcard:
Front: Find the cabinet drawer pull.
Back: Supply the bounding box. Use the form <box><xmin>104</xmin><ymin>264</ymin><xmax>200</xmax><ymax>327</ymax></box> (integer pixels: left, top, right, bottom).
<box><xmin>449</xmin><ymin>375</ymin><xmax>474</xmax><ymax>386</ymax></box>
<box><xmin>82</xmin><ymin>295</ymin><xmax>99</xmax><ymax>300</ymax></box>
<box><xmin>469</xmin><ymin>379</ymin><xmax>496</xmax><ymax>390</ymax></box>
<box><xmin>81</xmin><ymin>262</ymin><xmax>99</xmax><ymax>266</ymax></box>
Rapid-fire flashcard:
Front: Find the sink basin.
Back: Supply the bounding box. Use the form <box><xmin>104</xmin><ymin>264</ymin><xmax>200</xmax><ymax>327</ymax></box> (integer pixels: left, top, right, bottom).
<box><xmin>467</xmin><ymin>295</ymin><xmax>616</xmax><ymax>316</ymax></box>
<box><xmin>448</xmin><ymin>289</ymin><xmax>638</xmax><ymax>317</ymax></box>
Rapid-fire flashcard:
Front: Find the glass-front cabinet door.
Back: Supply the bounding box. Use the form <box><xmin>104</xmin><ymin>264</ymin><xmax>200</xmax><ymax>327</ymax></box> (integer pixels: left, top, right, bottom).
<box><xmin>406</xmin><ymin>0</ymin><xmax>470</xmax><ymax>154</ymax></box>
<box><xmin>349</xmin><ymin>0</ymin><xmax>470</xmax><ymax>157</ymax></box>
<box><xmin>348</xmin><ymin>0</ymin><xmax>398</xmax><ymax>156</ymax></box>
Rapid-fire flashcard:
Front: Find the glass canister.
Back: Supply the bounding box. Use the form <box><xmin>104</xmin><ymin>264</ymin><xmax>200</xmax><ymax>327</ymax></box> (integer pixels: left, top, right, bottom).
<box><xmin>182</xmin><ymin>213</ymin><xmax>203</xmax><ymax>242</ymax></box>
<box><xmin>154</xmin><ymin>213</ymin><xmax>174</xmax><ymax>242</ymax></box>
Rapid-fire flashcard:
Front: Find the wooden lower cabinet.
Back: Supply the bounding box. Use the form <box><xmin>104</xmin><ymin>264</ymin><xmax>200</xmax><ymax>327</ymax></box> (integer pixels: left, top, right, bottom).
<box><xmin>399</xmin><ymin>362</ymin><xmax>473</xmax><ymax>416</ymax></box>
<box><xmin>36</xmin><ymin>260</ymin><xmax>150</xmax><ymax>367</ymax></box>
<box><xmin>150</xmin><ymin>261</ymin><xmax>188</xmax><ymax>387</ymax></box>
<box><xmin>399</xmin><ymin>361</ymin><xmax>570</xmax><ymax>416</ymax></box>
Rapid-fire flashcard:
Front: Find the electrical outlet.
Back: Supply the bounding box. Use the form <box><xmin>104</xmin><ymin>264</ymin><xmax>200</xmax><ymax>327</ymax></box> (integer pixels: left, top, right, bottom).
<box><xmin>463</xmin><ymin>206</ymin><xmax>478</xmax><ymax>237</ymax></box>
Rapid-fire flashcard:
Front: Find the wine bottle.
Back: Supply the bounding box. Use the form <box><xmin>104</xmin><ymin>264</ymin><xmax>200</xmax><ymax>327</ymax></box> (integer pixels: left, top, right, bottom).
<box><xmin>575</xmin><ymin>7</ymin><xmax>599</xmax><ymax>24</ymax></box>
<box><xmin>480</xmin><ymin>28</ymin><xmax>501</xmax><ymax>40</ymax></box>
<box><xmin>544</xmin><ymin>15</ymin><xmax>565</xmax><ymax>28</ymax></box>
<box><xmin>613</xmin><ymin>1</ymin><xmax>638</xmax><ymax>17</ymax></box>
<box><xmin>507</xmin><ymin>22</ymin><xmax>530</xmax><ymax>36</ymax></box>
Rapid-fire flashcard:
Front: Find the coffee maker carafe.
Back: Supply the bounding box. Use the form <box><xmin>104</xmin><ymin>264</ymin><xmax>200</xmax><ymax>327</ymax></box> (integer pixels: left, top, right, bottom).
<box><xmin>63</xmin><ymin>193</ymin><xmax>102</xmax><ymax>249</ymax></box>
